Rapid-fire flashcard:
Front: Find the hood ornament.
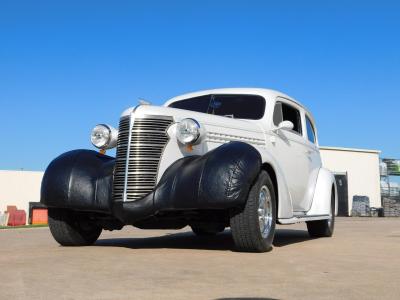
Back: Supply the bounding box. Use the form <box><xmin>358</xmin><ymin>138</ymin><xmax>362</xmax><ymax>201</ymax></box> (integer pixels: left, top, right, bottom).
<box><xmin>138</xmin><ymin>98</ymin><xmax>152</xmax><ymax>105</ymax></box>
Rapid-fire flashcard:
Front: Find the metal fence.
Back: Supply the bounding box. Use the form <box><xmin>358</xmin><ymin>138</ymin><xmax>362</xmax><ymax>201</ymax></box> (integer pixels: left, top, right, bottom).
<box><xmin>381</xmin><ymin>187</ymin><xmax>400</xmax><ymax>198</ymax></box>
<box><xmin>380</xmin><ymin>185</ymin><xmax>400</xmax><ymax>217</ymax></box>
<box><xmin>380</xmin><ymin>158</ymin><xmax>400</xmax><ymax>217</ymax></box>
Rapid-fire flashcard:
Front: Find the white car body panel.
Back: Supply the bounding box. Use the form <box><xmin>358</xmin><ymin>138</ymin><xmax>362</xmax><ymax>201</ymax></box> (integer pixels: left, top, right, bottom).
<box><xmin>307</xmin><ymin>167</ymin><xmax>338</xmax><ymax>216</ymax></box>
<box><xmin>121</xmin><ymin>88</ymin><xmax>335</xmax><ymax>224</ymax></box>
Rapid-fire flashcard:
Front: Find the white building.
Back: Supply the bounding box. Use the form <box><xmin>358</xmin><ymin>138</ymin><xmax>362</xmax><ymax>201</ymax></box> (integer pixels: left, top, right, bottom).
<box><xmin>0</xmin><ymin>146</ymin><xmax>384</xmax><ymax>222</ymax></box>
<box><xmin>0</xmin><ymin>170</ymin><xmax>44</xmax><ymax>224</ymax></box>
<box><xmin>320</xmin><ymin>147</ymin><xmax>382</xmax><ymax>216</ymax></box>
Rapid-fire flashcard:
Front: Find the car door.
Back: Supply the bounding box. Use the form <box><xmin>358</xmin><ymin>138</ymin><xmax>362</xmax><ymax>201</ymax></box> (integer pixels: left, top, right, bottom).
<box><xmin>270</xmin><ymin>99</ymin><xmax>310</xmax><ymax>211</ymax></box>
<box><xmin>298</xmin><ymin>114</ymin><xmax>321</xmax><ymax>212</ymax></box>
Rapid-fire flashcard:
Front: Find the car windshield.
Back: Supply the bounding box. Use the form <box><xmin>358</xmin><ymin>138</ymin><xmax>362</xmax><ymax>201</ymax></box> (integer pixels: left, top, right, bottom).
<box><xmin>168</xmin><ymin>94</ymin><xmax>265</xmax><ymax>120</ymax></box>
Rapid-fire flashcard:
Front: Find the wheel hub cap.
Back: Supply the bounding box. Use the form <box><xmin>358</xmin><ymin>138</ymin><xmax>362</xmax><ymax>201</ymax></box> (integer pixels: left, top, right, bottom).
<box><xmin>258</xmin><ymin>185</ymin><xmax>273</xmax><ymax>238</ymax></box>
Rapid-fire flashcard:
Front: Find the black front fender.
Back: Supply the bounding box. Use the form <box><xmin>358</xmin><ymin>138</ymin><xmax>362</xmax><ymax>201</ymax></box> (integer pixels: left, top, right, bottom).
<box><xmin>156</xmin><ymin>141</ymin><xmax>262</xmax><ymax>209</ymax></box>
<box><xmin>41</xmin><ymin>150</ymin><xmax>115</xmax><ymax>213</ymax></box>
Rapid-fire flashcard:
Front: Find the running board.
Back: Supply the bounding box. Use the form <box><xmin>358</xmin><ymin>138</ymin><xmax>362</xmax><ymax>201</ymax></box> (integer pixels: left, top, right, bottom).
<box><xmin>278</xmin><ymin>214</ymin><xmax>330</xmax><ymax>224</ymax></box>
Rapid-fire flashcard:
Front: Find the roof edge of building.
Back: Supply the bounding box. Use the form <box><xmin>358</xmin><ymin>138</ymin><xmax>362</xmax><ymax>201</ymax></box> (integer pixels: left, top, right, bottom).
<box><xmin>319</xmin><ymin>146</ymin><xmax>381</xmax><ymax>154</ymax></box>
<box><xmin>0</xmin><ymin>170</ymin><xmax>45</xmax><ymax>174</ymax></box>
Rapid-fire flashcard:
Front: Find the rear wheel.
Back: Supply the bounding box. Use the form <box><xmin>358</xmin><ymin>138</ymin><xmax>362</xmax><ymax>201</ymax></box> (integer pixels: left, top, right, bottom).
<box><xmin>48</xmin><ymin>208</ymin><xmax>102</xmax><ymax>246</ymax></box>
<box><xmin>230</xmin><ymin>171</ymin><xmax>276</xmax><ymax>252</ymax></box>
<box><xmin>306</xmin><ymin>188</ymin><xmax>335</xmax><ymax>237</ymax></box>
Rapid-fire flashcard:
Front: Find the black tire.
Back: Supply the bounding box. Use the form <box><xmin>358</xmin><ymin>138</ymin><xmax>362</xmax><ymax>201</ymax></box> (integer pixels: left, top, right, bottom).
<box><xmin>48</xmin><ymin>208</ymin><xmax>102</xmax><ymax>246</ymax></box>
<box><xmin>230</xmin><ymin>170</ymin><xmax>276</xmax><ymax>252</ymax></box>
<box><xmin>191</xmin><ymin>225</ymin><xmax>225</xmax><ymax>236</ymax></box>
<box><xmin>306</xmin><ymin>188</ymin><xmax>335</xmax><ymax>238</ymax></box>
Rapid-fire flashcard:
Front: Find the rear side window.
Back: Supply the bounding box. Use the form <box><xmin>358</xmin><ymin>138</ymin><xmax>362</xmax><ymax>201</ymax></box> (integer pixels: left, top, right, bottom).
<box><xmin>169</xmin><ymin>94</ymin><xmax>266</xmax><ymax>120</ymax></box>
<box><xmin>306</xmin><ymin>116</ymin><xmax>316</xmax><ymax>143</ymax></box>
<box><xmin>273</xmin><ymin>102</ymin><xmax>302</xmax><ymax>134</ymax></box>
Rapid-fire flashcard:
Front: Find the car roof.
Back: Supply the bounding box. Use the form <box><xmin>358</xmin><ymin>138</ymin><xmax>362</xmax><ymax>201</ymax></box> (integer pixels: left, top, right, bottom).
<box><xmin>164</xmin><ymin>88</ymin><xmax>316</xmax><ymax>122</ymax></box>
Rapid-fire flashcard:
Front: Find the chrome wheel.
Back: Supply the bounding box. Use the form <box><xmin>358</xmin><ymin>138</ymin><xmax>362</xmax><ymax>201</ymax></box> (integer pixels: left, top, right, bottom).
<box><xmin>258</xmin><ymin>185</ymin><xmax>273</xmax><ymax>238</ymax></box>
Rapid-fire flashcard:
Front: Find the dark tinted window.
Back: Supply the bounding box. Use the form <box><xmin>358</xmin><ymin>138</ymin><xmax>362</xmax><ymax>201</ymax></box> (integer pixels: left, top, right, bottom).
<box><xmin>274</xmin><ymin>102</ymin><xmax>302</xmax><ymax>134</ymax></box>
<box><xmin>169</xmin><ymin>95</ymin><xmax>210</xmax><ymax>113</ymax></box>
<box><xmin>169</xmin><ymin>94</ymin><xmax>265</xmax><ymax>120</ymax></box>
<box><xmin>306</xmin><ymin>116</ymin><xmax>316</xmax><ymax>143</ymax></box>
<box><xmin>209</xmin><ymin>95</ymin><xmax>265</xmax><ymax>119</ymax></box>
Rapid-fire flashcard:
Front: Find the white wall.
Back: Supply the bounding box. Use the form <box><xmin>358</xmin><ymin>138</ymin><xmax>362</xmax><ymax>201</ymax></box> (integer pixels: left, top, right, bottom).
<box><xmin>0</xmin><ymin>148</ymin><xmax>383</xmax><ymax>220</ymax></box>
<box><xmin>0</xmin><ymin>170</ymin><xmax>44</xmax><ymax>224</ymax></box>
<box><xmin>320</xmin><ymin>147</ymin><xmax>381</xmax><ymax>215</ymax></box>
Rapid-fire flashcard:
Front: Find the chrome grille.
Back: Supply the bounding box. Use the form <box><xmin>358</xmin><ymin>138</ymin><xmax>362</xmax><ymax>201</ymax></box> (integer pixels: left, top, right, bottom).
<box><xmin>113</xmin><ymin>115</ymin><xmax>173</xmax><ymax>202</ymax></box>
<box><xmin>113</xmin><ymin>116</ymin><xmax>130</xmax><ymax>201</ymax></box>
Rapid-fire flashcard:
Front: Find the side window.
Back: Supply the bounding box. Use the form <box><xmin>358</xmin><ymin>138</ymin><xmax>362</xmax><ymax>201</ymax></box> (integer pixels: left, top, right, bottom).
<box><xmin>306</xmin><ymin>116</ymin><xmax>316</xmax><ymax>144</ymax></box>
<box><xmin>281</xmin><ymin>103</ymin><xmax>302</xmax><ymax>134</ymax></box>
<box><xmin>273</xmin><ymin>102</ymin><xmax>283</xmax><ymax>125</ymax></box>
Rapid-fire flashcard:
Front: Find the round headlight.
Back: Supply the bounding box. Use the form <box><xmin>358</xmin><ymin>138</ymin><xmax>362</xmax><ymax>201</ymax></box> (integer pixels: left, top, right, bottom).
<box><xmin>176</xmin><ymin>118</ymin><xmax>201</xmax><ymax>145</ymax></box>
<box><xmin>91</xmin><ymin>124</ymin><xmax>118</xmax><ymax>149</ymax></box>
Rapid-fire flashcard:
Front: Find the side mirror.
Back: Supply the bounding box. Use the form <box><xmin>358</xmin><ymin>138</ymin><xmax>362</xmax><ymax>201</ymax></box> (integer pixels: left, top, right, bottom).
<box><xmin>277</xmin><ymin>120</ymin><xmax>294</xmax><ymax>131</ymax></box>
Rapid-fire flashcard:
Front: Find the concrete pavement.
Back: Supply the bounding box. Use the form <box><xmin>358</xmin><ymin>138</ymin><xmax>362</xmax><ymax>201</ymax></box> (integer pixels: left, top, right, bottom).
<box><xmin>0</xmin><ymin>217</ymin><xmax>399</xmax><ymax>300</ymax></box>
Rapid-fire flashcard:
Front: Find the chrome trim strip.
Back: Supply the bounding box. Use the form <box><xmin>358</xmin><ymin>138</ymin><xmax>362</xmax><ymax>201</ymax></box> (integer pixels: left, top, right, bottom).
<box><xmin>123</xmin><ymin>113</ymin><xmax>134</xmax><ymax>202</ymax></box>
<box><xmin>206</xmin><ymin>131</ymin><xmax>265</xmax><ymax>146</ymax></box>
<box><xmin>134</xmin><ymin>114</ymin><xmax>174</xmax><ymax>120</ymax></box>
<box><xmin>112</xmin><ymin>116</ymin><xmax>130</xmax><ymax>201</ymax></box>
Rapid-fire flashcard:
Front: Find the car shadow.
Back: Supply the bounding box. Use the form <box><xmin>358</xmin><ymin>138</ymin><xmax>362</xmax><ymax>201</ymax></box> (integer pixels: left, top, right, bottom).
<box><xmin>272</xmin><ymin>229</ymin><xmax>315</xmax><ymax>247</ymax></box>
<box><xmin>96</xmin><ymin>231</ymin><xmax>233</xmax><ymax>251</ymax></box>
<box><xmin>95</xmin><ymin>228</ymin><xmax>314</xmax><ymax>251</ymax></box>
<box><xmin>215</xmin><ymin>298</ymin><xmax>279</xmax><ymax>300</ymax></box>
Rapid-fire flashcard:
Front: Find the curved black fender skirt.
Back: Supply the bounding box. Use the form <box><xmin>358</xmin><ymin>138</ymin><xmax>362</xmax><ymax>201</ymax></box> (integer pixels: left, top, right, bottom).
<box><xmin>41</xmin><ymin>150</ymin><xmax>115</xmax><ymax>213</ymax></box>
<box><xmin>113</xmin><ymin>141</ymin><xmax>262</xmax><ymax>224</ymax></box>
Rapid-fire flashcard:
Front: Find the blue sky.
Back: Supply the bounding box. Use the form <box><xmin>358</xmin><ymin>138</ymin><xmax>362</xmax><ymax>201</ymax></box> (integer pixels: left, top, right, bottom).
<box><xmin>1</xmin><ymin>1</ymin><xmax>399</xmax><ymax>171</ymax></box>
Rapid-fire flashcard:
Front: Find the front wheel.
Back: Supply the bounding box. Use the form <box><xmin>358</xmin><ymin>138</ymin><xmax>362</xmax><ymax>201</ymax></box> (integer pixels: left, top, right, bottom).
<box><xmin>230</xmin><ymin>171</ymin><xmax>276</xmax><ymax>252</ymax></box>
<box><xmin>48</xmin><ymin>208</ymin><xmax>102</xmax><ymax>246</ymax></box>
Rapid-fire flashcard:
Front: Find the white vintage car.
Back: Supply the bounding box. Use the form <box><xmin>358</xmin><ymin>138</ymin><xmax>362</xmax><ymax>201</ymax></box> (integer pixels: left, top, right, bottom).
<box><xmin>41</xmin><ymin>88</ymin><xmax>337</xmax><ymax>252</ymax></box>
